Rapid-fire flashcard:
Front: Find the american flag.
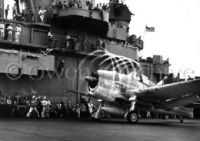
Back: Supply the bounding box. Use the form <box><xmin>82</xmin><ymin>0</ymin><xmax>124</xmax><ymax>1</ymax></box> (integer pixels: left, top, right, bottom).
<box><xmin>145</xmin><ymin>25</ymin><xmax>155</xmax><ymax>32</ymax></box>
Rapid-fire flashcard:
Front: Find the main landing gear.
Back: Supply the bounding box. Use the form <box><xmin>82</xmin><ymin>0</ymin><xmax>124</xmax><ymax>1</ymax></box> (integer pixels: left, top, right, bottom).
<box><xmin>126</xmin><ymin>110</ymin><xmax>138</xmax><ymax>123</ymax></box>
<box><xmin>91</xmin><ymin>101</ymin><xmax>102</xmax><ymax>121</ymax></box>
<box><xmin>126</xmin><ymin>96</ymin><xmax>138</xmax><ymax>123</ymax></box>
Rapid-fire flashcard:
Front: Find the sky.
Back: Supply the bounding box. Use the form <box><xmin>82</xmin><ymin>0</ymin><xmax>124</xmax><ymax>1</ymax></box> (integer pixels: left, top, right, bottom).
<box><xmin>96</xmin><ymin>0</ymin><xmax>200</xmax><ymax>78</ymax></box>
<box><xmin>5</xmin><ymin>0</ymin><xmax>200</xmax><ymax>77</ymax></box>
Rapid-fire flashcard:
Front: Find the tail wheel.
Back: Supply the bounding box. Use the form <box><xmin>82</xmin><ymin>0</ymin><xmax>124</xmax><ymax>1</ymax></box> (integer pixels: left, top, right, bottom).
<box><xmin>179</xmin><ymin>116</ymin><xmax>184</xmax><ymax>123</ymax></box>
<box><xmin>126</xmin><ymin>111</ymin><xmax>138</xmax><ymax>123</ymax></box>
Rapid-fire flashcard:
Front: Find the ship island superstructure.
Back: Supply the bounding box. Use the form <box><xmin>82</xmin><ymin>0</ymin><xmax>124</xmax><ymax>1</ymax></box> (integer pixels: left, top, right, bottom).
<box><xmin>0</xmin><ymin>0</ymin><xmax>169</xmax><ymax>105</ymax></box>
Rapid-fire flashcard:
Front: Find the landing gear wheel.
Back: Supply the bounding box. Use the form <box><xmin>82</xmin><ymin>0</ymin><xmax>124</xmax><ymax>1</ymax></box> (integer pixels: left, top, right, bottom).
<box><xmin>126</xmin><ymin>111</ymin><xmax>138</xmax><ymax>124</ymax></box>
<box><xmin>179</xmin><ymin>116</ymin><xmax>184</xmax><ymax>123</ymax></box>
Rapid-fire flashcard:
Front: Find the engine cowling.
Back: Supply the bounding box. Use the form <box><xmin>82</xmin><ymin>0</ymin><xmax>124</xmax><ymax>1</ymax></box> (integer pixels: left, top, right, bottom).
<box><xmin>85</xmin><ymin>72</ymin><xmax>123</xmax><ymax>102</ymax></box>
<box><xmin>85</xmin><ymin>72</ymin><xmax>99</xmax><ymax>90</ymax></box>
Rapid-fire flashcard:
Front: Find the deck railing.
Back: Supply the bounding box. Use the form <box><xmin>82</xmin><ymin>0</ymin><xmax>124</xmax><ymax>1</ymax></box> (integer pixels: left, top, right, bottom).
<box><xmin>0</xmin><ymin>19</ymin><xmax>50</xmax><ymax>48</ymax></box>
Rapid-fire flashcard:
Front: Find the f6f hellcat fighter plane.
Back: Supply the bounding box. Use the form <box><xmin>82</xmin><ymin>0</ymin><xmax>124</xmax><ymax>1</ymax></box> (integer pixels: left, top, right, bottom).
<box><xmin>85</xmin><ymin>69</ymin><xmax>200</xmax><ymax>123</ymax></box>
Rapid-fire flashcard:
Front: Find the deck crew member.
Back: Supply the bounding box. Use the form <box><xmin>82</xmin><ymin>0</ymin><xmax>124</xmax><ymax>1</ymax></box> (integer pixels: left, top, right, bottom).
<box><xmin>88</xmin><ymin>99</ymin><xmax>94</xmax><ymax>114</ymax></box>
<box><xmin>15</xmin><ymin>24</ymin><xmax>22</xmax><ymax>42</ymax></box>
<box><xmin>5</xmin><ymin>5</ymin><xmax>10</xmax><ymax>19</ymax></box>
<box><xmin>26</xmin><ymin>95</ymin><xmax>40</xmax><ymax>118</ymax></box>
<box><xmin>0</xmin><ymin>21</ymin><xmax>5</xmax><ymax>39</ymax></box>
<box><xmin>48</xmin><ymin>31</ymin><xmax>53</xmax><ymax>48</ymax></box>
<box><xmin>7</xmin><ymin>23</ymin><xmax>13</xmax><ymax>41</ymax></box>
<box><xmin>38</xmin><ymin>7</ymin><xmax>46</xmax><ymax>23</ymax></box>
<box><xmin>63</xmin><ymin>1</ymin><xmax>69</xmax><ymax>9</ymax></box>
<box><xmin>41</xmin><ymin>96</ymin><xmax>51</xmax><ymax>118</ymax></box>
<box><xmin>12</xmin><ymin>3</ymin><xmax>18</xmax><ymax>20</ymax></box>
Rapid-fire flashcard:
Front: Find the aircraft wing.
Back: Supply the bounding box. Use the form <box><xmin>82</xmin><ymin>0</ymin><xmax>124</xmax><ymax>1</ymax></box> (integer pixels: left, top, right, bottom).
<box><xmin>67</xmin><ymin>90</ymin><xmax>92</xmax><ymax>97</ymax></box>
<box><xmin>127</xmin><ymin>79</ymin><xmax>200</xmax><ymax>102</ymax></box>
